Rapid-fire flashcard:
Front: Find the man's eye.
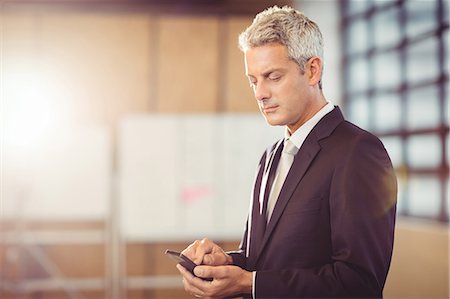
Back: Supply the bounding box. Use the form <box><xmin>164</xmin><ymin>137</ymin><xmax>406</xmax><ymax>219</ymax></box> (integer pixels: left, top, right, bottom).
<box><xmin>269</xmin><ymin>74</ymin><xmax>281</xmax><ymax>81</ymax></box>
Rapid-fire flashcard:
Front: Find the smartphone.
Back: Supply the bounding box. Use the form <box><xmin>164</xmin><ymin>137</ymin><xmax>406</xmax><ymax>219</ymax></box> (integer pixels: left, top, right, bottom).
<box><xmin>165</xmin><ymin>249</ymin><xmax>212</xmax><ymax>281</ymax></box>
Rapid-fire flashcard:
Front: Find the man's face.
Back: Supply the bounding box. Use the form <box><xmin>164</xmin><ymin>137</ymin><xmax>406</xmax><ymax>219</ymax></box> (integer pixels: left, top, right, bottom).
<box><xmin>245</xmin><ymin>43</ymin><xmax>316</xmax><ymax>134</ymax></box>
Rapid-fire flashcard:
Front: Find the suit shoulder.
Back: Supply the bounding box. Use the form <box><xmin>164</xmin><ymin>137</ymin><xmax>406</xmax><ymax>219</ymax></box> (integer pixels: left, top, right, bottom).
<box><xmin>337</xmin><ymin>121</ymin><xmax>383</xmax><ymax>144</ymax></box>
<box><xmin>329</xmin><ymin>120</ymin><xmax>387</xmax><ymax>155</ymax></box>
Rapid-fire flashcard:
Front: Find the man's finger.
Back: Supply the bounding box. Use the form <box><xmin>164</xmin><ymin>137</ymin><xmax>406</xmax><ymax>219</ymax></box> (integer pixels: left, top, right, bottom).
<box><xmin>203</xmin><ymin>253</ymin><xmax>229</xmax><ymax>266</ymax></box>
<box><xmin>177</xmin><ymin>264</ymin><xmax>212</xmax><ymax>286</ymax></box>
<box><xmin>196</xmin><ymin>239</ymin><xmax>216</xmax><ymax>264</ymax></box>
<box><xmin>183</xmin><ymin>239</ymin><xmax>216</xmax><ymax>265</ymax></box>
<box><xmin>177</xmin><ymin>265</ymin><xmax>207</xmax><ymax>297</ymax></box>
<box><xmin>193</xmin><ymin>265</ymin><xmax>217</xmax><ymax>280</ymax></box>
<box><xmin>182</xmin><ymin>240</ymin><xmax>203</xmax><ymax>264</ymax></box>
<box><xmin>203</xmin><ymin>254</ymin><xmax>213</xmax><ymax>265</ymax></box>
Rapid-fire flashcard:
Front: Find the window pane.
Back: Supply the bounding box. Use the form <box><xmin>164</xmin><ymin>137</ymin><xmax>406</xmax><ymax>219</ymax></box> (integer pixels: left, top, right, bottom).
<box><xmin>373</xmin><ymin>0</ymin><xmax>396</xmax><ymax>8</ymax></box>
<box><xmin>348</xmin><ymin>96</ymin><xmax>370</xmax><ymax>130</ymax></box>
<box><xmin>407</xmin><ymin>134</ymin><xmax>441</xmax><ymax>168</ymax></box>
<box><xmin>347</xmin><ymin>0</ymin><xmax>372</xmax><ymax>16</ymax></box>
<box><xmin>348</xmin><ymin>18</ymin><xmax>370</xmax><ymax>54</ymax></box>
<box><xmin>373</xmin><ymin>93</ymin><xmax>402</xmax><ymax>131</ymax></box>
<box><xmin>348</xmin><ymin>57</ymin><xmax>369</xmax><ymax>93</ymax></box>
<box><xmin>373</xmin><ymin>7</ymin><xmax>401</xmax><ymax>49</ymax></box>
<box><xmin>447</xmin><ymin>178</ymin><xmax>450</xmax><ymax>219</ymax></box>
<box><xmin>406</xmin><ymin>0</ymin><xmax>437</xmax><ymax>37</ymax></box>
<box><xmin>445</xmin><ymin>81</ymin><xmax>449</xmax><ymax>126</ymax></box>
<box><xmin>396</xmin><ymin>167</ymin><xmax>407</xmax><ymax>214</ymax></box>
<box><xmin>447</xmin><ymin>134</ymin><xmax>450</xmax><ymax>167</ymax></box>
<box><xmin>406</xmin><ymin>86</ymin><xmax>440</xmax><ymax>130</ymax></box>
<box><xmin>406</xmin><ymin>38</ymin><xmax>439</xmax><ymax>83</ymax></box>
<box><xmin>374</xmin><ymin>52</ymin><xmax>401</xmax><ymax>89</ymax></box>
<box><xmin>408</xmin><ymin>175</ymin><xmax>440</xmax><ymax>217</ymax></box>
<box><xmin>444</xmin><ymin>29</ymin><xmax>449</xmax><ymax>76</ymax></box>
<box><xmin>380</xmin><ymin>136</ymin><xmax>403</xmax><ymax>168</ymax></box>
<box><xmin>444</xmin><ymin>0</ymin><xmax>449</xmax><ymax>23</ymax></box>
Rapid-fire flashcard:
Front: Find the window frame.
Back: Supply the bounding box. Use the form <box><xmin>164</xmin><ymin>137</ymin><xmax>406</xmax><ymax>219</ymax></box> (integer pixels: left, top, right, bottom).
<box><xmin>340</xmin><ymin>0</ymin><xmax>449</xmax><ymax>222</ymax></box>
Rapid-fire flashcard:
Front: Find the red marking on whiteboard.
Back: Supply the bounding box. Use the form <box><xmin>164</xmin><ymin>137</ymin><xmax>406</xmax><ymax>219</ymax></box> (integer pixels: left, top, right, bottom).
<box><xmin>181</xmin><ymin>186</ymin><xmax>211</xmax><ymax>203</ymax></box>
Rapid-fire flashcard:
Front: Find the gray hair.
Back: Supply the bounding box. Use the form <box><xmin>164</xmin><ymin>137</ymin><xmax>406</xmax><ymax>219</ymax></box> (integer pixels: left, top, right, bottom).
<box><xmin>239</xmin><ymin>6</ymin><xmax>324</xmax><ymax>74</ymax></box>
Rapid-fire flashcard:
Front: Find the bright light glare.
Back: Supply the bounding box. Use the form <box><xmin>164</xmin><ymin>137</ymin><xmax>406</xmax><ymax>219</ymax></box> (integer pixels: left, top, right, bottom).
<box><xmin>4</xmin><ymin>69</ymin><xmax>61</xmax><ymax>149</ymax></box>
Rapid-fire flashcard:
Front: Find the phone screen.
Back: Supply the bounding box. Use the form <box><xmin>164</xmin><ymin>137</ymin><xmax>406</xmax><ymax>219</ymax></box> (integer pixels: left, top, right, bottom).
<box><xmin>165</xmin><ymin>249</ymin><xmax>212</xmax><ymax>281</ymax></box>
<box><xmin>165</xmin><ymin>250</ymin><xmax>197</xmax><ymax>273</ymax></box>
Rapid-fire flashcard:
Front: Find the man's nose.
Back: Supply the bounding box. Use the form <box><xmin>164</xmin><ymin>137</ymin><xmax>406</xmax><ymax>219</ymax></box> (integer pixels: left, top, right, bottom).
<box><xmin>254</xmin><ymin>82</ymin><xmax>270</xmax><ymax>102</ymax></box>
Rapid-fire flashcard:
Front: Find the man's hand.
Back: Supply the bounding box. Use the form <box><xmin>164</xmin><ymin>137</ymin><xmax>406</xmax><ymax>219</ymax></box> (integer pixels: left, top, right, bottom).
<box><xmin>177</xmin><ymin>264</ymin><xmax>252</xmax><ymax>298</ymax></box>
<box><xmin>182</xmin><ymin>238</ymin><xmax>233</xmax><ymax>266</ymax></box>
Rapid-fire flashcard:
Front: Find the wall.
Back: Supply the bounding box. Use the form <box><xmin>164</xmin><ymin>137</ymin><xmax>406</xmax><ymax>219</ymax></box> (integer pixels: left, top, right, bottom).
<box><xmin>1</xmin><ymin>6</ymin><xmax>257</xmax><ymax>135</ymax></box>
<box><xmin>385</xmin><ymin>219</ymin><xmax>449</xmax><ymax>299</ymax></box>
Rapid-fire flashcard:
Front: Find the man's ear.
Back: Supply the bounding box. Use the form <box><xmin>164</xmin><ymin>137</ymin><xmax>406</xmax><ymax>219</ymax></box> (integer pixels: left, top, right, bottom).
<box><xmin>306</xmin><ymin>56</ymin><xmax>323</xmax><ymax>87</ymax></box>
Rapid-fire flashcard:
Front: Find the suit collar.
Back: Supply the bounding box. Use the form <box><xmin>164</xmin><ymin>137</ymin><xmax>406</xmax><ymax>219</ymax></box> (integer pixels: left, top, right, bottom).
<box><xmin>311</xmin><ymin>106</ymin><xmax>344</xmax><ymax>141</ymax></box>
<box><xmin>286</xmin><ymin>102</ymin><xmax>335</xmax><ymax>150</ymax></box>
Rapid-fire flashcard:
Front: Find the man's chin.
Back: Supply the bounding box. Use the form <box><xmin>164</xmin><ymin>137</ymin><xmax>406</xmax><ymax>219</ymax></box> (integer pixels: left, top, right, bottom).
<box><xmin>263</xmin><ymin>115</ymin><xmax>285</xmax><ymax>127</ymax></box>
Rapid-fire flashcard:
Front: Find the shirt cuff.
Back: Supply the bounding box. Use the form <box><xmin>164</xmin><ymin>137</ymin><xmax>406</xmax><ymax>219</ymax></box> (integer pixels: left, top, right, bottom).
<box><xmin>252</xmin><ymin>271</ymin><xmax>256</xmax><ymax>298</ymax></box>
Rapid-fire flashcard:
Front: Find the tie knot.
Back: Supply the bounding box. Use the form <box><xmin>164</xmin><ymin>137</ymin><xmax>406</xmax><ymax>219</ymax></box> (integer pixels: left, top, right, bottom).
<box><xmin>283</xmin><ymin>139</ymin><xmax>298</xmax><ymax>155</ymax></box>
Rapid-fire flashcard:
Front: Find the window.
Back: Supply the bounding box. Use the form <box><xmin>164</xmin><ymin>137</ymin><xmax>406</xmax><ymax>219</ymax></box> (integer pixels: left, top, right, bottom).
<box><xmin>341</xmin><ymin>0</ymin><xmax>449</xmax><ymax>222</ymax></box>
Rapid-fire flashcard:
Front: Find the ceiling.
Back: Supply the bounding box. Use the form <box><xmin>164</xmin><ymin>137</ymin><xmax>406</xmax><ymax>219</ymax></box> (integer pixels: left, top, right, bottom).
<box><xmin>1</xmin><ymin>0</ymin><xmax>295</xmax><ymax>15</ymax></box>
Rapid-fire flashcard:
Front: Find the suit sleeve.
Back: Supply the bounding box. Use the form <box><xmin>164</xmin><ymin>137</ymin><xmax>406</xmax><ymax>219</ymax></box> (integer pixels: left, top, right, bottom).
<box><xmin>227</xmin><ymin>218</ymin><xmax>248</xmax><ymax>269</ymax></box>
<box><xmin>254</xmin><ymin>134</ymin><xmax>397</xmax><ymax>298</ymax></box>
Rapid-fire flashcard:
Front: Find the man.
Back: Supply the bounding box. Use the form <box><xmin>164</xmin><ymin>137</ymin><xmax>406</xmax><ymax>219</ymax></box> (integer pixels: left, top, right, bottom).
<box><xmin>176</xmin><ymin>6</ymin><xmax>397</xmax><ymax>298</ymax></box>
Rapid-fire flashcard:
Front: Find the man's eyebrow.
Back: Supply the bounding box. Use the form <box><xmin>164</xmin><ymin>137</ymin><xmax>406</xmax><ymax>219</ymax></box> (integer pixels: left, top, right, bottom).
<box><xmin>261</xmin><ymin>68</ymin><xmax>285</xmax><ymax>77</ymax></box>
<box><xmin>247</xmin><ymin>67</ymin><xmax>285</xmax><ymax>78</ymax></box>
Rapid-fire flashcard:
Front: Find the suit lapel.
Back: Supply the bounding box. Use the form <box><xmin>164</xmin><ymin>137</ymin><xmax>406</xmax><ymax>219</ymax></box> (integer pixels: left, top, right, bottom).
<box><xmin>254</xmin><ymin>106</ymin><xmax>345</xmax><ymax>263</ymax></box>
<box><xmin>248</xmin><ymin>140</ymin><xmax>283</xmax><ymax>266</ymax></box>
<box><xmin>256</xmin><ymin>137</ymin><xmax>321</xmax><ymax>259</ymax></box>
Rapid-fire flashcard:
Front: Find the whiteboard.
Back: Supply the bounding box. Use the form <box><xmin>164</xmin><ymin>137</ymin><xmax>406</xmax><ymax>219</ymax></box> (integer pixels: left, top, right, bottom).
<box><xmin>1</xmin><ymin>127</ymin><xmax>111</xmax><ymax>220</ymax></box>
<box><xmin>118</xmin><ymin>114</ymin><xmax>283</xmax><ymax>241</ymax></box>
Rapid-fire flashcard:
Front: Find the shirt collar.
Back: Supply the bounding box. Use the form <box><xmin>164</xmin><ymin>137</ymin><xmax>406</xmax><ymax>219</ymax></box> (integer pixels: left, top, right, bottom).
<box><xmin>285</xmin><ymin>102</ymin><xmax>335</xmax><ymax>150</ymax></box>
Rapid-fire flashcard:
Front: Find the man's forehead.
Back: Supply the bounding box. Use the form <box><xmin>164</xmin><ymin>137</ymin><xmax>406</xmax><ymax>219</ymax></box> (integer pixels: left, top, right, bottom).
<box><xmin>244</xmin><ymin>44</ymin><xmax>292</xmax><ymax>75</ymax></box>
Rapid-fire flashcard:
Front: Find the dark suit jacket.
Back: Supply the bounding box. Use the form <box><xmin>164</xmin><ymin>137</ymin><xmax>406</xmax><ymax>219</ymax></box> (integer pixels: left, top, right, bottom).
<box><xmin>229</xmin><ymin>107</ymin><xmax>397</xmax><ymax>298</ymax></box>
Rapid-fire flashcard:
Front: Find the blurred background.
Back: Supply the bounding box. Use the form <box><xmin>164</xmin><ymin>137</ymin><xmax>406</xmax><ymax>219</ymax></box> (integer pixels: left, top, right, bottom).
<box><xmin>0</xmin><ymin>0</ymin><xmax>448</xmax><ymax>298</ymax></box>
